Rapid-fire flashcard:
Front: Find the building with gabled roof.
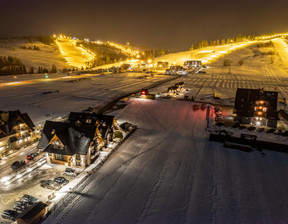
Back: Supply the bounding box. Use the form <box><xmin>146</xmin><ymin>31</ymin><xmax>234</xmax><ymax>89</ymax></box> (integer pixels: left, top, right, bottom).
<box><xmin>38</xmin><ymin>121</ymin><xmax>97</xmax><ymax>168</ymax></box>
<box><xmin>38</xmin><ymin>112</ymin><xmax>121</xmax><ymax>168</ymax></box>
<box><xmin>0</xmin><ymin>110</ymin><xmax>35</xmax><ymax>159</ymax></box>
<box><xmin>68</xmin><ymin>112</ymin><xmax>121</xmax><ymax>148</ymax></box>
<box><xmin>233</xmin><ymin>88</ymin><xmax>278</xmax><ymax>128</ymax></box>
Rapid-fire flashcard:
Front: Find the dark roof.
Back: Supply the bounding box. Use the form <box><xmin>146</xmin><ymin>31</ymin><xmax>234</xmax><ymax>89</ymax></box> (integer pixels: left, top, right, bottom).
<box><xmin>0</xmin><ymin>110</ymin><xmax>35</xmax><ymax>136</ymax></box>
<box><xmin>68</xmin><ymin>112</ymin><xmax>114</xmax><ymax>127</ymax></box>
<box><xmin>234</xmin><ymin>88</ymin><xmax>278</xmax><ymax>119</ymax></box>
<box><xmin>68</xmin><ymin>112</ymin><xmax>115</xmax><ymax>141</ymax></box>
<box><xmin>38</xmin><ymin>121</ymin><xmax>96</xmax><ymax>155</ymax></box>
<box><xmin>9</xmin><ymin>136</ymin><xmax>18</xmax><ymax>143</ymax></box>
<box><xmin>18</xmin><ymin>201</ymin><xmax>47</xmax><ymax>223</ymax></box>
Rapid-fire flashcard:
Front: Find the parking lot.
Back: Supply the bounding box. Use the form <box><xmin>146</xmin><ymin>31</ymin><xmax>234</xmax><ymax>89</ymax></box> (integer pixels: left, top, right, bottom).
<box><xmin>0</xmin><ymin>156</ymin><xmax>77</xmax><ymax>223</ymax></box>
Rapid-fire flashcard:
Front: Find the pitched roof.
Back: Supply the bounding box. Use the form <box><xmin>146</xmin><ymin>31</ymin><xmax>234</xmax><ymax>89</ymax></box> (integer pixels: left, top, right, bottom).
<box><xmin>68</xmin><ymin>112</ymin><xmax>115</xmax><ymax>138</ymax></box>
<box><xmin>38</xmin><ymin>121</ymin><xmax>96</xmax><ymax>155</ymax></box>
<box><xmin>68</xmin><ymin>112</ymin><xmax>115</xmax><ymax>127</ymax></box>
<box><xmin>0</xmin><ymin>110</ymin><xmax>35</xmax><ymax>136</ymax></box>
<box><xmin>17</xmin><ymin>201</ymin><xmax>47</xmax><ymax>223</ymax></box>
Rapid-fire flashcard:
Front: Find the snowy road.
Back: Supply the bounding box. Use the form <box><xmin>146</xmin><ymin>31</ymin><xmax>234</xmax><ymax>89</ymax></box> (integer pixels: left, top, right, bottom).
<box><xmin>43</xmin><ymin>99</ymin><xmax>288</xmax><ymax>224</ymax></box>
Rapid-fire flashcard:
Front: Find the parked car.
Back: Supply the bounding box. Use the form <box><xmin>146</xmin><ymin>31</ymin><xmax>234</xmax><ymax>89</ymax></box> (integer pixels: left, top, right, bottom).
<box><xmin>200</xmin><ymin>104</ymin><xmax>206</xmax><ymax>110</ymax></box>
<box><xmin>40</xmin><ymin>180</ymin><xmax>60</xmax><ymax>191</ymax></box>
<box><xmin>282</xmin><ymin>130</ymin><xmax>288</xmax><ymax>136</ymax></box>
<box><xmin>266</xmin><ymin>128</ymin><xmax>276</xmax><ymax>133</ymax></box>
<box><xmin>247</xmin><ymin>126</ymin><xmax>256</xmax><ymax>131</ymax></box>
<box><xmin>54</xmin><ymin>177</ymin><xmax>69</xmax><ymax>186</ymax></box>
<box><xmin>232</xmin><ymin>123</ymin><xmax>240</xmax><ymax>128</ymax></box>
<box><xmin>20</xmin><ymin>194</ymin><xmax>38</xmax><ymax>204</ymax></box>
<box><xmin>215</xmin><ymin>115</ymin><xmax>223</xmax><ymax>121</ymax></box>
<box><xmin>192</xmin><ymin>104</ymin><xmax>200</xmax><ymax>111</ymax></box>
<box><xmin>257</xmin><ymin>127</ymin><xmax>265</xmax><ymax>132</ymax></box>
<box><xmin>216</xmin><ymin>121</ymin><xmax>225</xmax><ymax>127</ymax></box>
<box><xmin>274</xmin><ymin>130</ymin><xmax>283</xmax><ymax>135</ymax></box>
<box><xmin>1</xmin><ymin>210</ymin><xmax>18</xmax><ymax>221</ymax></box>
<box><xmin>214</xmin><ymin>106</ymin><xmax>223</xmax><ymax>113</ymax></box>
<box><xmin>11</xmin><ymin>160</ymin><xmax>25</xmax><ymax>170</ymax></box>
<box><xmin>26</xmin><ymin>152</ymin><xmax>38</xmax><ymax>160</ymax></box>
<box><xmin>64</xmin><ymin>168</ymin><xmax>77</xmax><ymax>177</ymax></box>
<box><xmin>13</xmin><ymin>201</ymin><xmax>29</xmax><ymax>212</ymax></box>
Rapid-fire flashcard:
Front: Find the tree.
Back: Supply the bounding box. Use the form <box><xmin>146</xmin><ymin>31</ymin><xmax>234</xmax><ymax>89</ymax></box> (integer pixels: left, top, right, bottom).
<box><xmin>29</xmin><ymin>67</ymin><xmax>34</xmax><ymax>74</ymax></box>
<box><xmin>50</xmin><ymin>64</ymin><xmax>57</xmax><ymax>73</ymax></box>
<box><xmin>238</xmin><ymin>59</ymin><xmax>244</xmax><ymax>66</ymax></box>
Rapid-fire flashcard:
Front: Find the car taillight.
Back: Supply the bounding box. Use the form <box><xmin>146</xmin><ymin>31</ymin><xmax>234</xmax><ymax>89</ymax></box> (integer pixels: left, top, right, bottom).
<box><xmin>141</xmin><ymin>91</ymin><xmax>146</xmax><ymax>95</ymax></box>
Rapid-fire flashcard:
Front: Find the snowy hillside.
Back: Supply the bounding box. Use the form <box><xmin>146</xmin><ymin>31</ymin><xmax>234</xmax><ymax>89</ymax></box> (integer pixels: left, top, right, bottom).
<box><xmin>149</xmin><ymin>38</ymin><xmax>288</xmax><ymax>107</ymax></box>
<box><xmin>0</xmin><ymin>37</ymin><xmax>67</xmax><ymax>70</ymax></box>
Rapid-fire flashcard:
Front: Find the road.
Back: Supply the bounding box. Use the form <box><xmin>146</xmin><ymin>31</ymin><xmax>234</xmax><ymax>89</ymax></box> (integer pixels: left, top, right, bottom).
<box><xmin>43</xmin><ymin>99</ymin><xmax>288</xmax><ymax>224</ymax></box>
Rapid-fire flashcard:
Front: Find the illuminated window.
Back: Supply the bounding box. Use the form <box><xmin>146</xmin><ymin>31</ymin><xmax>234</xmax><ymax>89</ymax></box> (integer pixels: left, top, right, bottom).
<box><xmin>254</xmin><ymin>107</ymin><xmax>257</xmax><ymax>111</ymax></box>
<box><xmin>55</xmin><ymin>154</ymin><xmax>64</xmax><ymax>161</ymax></box>
<box><xmin>263</xmin><ymin>107</ymin><xmax>267</xmax><ymax>112</ymax></box>
<box><xmin>258</xmin><ymin>112</ymin><xmax>262</xmax><ymax>116</ymax></box>
<box><xmin>256</xmin><ymin>101</ymin><xmax>259</xmax><ymax>105</ymax></box>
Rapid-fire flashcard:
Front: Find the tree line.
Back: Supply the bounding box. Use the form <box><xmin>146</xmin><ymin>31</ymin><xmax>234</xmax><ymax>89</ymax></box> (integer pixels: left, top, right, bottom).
<box><xmin>190</xmin><ymin>35</ymin><xmax>256</xmax><ymax>50</ymax></box>
<box><xmin>0</xmin><ymin>56</ymin><xmax>58</xmax><ymax>76</ymax></box>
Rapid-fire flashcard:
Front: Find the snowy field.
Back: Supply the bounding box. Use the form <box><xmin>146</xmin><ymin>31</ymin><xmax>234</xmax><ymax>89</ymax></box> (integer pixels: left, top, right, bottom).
<box><xmin>43</xmin><ymin>99</ymin><xmax>288</xmax><ymax>224</ymax></box>
<box><xmin>0</xmin><ymin>72</ymin><xmax>171</xmax><ymax>124</ymax></box>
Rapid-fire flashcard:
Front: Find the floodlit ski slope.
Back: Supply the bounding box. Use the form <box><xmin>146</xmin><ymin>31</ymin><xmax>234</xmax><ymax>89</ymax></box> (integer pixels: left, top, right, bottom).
<box><xmin>44</xmin><ymin>99</ymin><xmax>288</xmax><ymax>224</ymax></box>
<box><xmin>56</xmin><ymin>39</ymin><xmax>95</xmax><ymax>68</ymax></box>
<box><xmin>150</xmin><ymin>38</ymin><xmax>288</xmax><ymax>106</ymax></box>
<box><xmin>154</xmin><ymin>41</ymin><xmax>254</xmax><ymax>65</ymax></box>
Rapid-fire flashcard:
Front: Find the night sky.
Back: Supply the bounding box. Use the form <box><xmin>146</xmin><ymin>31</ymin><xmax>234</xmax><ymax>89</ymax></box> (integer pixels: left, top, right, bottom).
<box><xmin>0</xmin><ymin>0</ymin><xmax>288</xmax><ymax>50</ymax></box>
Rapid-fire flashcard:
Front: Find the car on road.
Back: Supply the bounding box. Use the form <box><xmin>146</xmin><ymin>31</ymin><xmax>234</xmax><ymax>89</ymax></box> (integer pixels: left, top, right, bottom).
<box><xmin>1</xmin><ymin>209</ymin><xmax>18</xmax><ymax>221</ymax></box>
<box><xmin>54</xmin><ymin>177</ymin><xmax>69</xmax><ymax>186</ymax></box>
<box><xmin>11</xmin><ymin>160</ymin><xmax>25</xmax><ymax>170</ymax></box>
<box><xmin>26</xmin><ymin>152</ymin><xmax>38</xmax><ymax>160</ymax></box>
<box><xmin>40</xmin><ymin>179</ymin><xmax>60</xmax><ymax>191</ymax></box>
<box><xmin>20</xmin><ymin>194</ymin><xmax>38</xmax><ymax>204</ymax></box>
<box><xmin>64</xmin><ymin>168</ymin><xmax>77</xmax><ymax>177</ymax></box>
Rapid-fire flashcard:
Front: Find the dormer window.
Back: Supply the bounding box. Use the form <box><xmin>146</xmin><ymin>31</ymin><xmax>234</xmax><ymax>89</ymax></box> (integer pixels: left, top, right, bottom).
<box><xmin>86</xmin><ymin>119</ymin><xmax>92</xmax><ymax>124</ymax></box>
<box><xmin>53</xmin><ymin>140</ymin><xmax>64</xmax><ymax>149</ymax></box>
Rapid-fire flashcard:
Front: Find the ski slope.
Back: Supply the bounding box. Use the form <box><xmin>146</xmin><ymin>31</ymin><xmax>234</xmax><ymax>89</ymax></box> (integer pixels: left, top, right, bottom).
<box><xmin>43</xmin><ymin>99</ymin><xmax>288</xmax><ymax>224</ymax></box>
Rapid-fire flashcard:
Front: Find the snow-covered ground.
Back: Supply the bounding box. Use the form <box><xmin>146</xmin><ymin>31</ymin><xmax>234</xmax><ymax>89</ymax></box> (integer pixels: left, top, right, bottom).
<box><xmin>43</xmin><ymin>98</ymin><xmax>288</xmax><ymax>224</ymax></box>
<box><xmin>0</xmin><ymin>72</ymin><xmax>171</xmax><ymax>124</ymax></box>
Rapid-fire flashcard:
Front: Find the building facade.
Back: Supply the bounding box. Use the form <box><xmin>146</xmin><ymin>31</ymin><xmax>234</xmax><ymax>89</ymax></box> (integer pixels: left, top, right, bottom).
<box><xmin>0</xmin><ymin>110</ymin><xmax>35</xmax><ymax>159</ymax></box>
<box><xmin>38</xmin><ymin>113</ymin><xmax>121</xmax><ymax>168</ymax></box>
<box><xmin>233</xmin><ymin>88</ymin><xmax>278</xmax><ymax>128</ymax></box>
